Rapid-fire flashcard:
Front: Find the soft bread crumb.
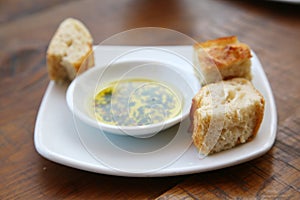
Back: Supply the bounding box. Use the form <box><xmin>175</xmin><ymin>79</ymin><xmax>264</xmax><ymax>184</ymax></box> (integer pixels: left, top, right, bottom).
<box><xmin>191</xmin><ymin>78</ymin><xmax>265</xmax><ymax>155</ymax></box>
<box><xmin>47</xmin><ymin>18</ymin><xmax>94</xmax><ymax>83</ymax></box>
<box><xmin>194</xmin><ymin>36</ymin><xmax>252</xmax><ymax>85</ymax></box>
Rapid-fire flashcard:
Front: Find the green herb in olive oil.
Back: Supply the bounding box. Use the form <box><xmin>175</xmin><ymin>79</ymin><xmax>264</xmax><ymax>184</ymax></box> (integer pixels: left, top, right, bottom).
<box><xmin>93</xmin><ymin>79</ymin><xmax>181</xmax><ymax>126</ymax></box>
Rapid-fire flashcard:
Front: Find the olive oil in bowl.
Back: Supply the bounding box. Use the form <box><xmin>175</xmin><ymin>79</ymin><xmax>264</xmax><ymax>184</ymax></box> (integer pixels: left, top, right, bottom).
<box><xmin>93</xmin><ymin>79</ymin><xmax>181</xmax><ymax>127</ymax></box>
<box><xmin>66</xmin><ymin>60</ymin><xmax>199</xmax><ymax>136</ymax></box>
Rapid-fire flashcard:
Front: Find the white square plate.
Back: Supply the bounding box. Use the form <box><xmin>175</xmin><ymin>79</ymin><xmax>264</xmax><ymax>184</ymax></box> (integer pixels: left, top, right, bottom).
<box><xmin>34</xmin><ymin>46</ymin><xmax>277</xmax><ymax>177</ymax></box>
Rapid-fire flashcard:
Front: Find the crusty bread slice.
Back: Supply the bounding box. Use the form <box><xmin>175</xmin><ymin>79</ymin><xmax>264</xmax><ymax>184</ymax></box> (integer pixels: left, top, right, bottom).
<box><xmin>194</xmin><ymin>36</ymin><xmax>252</xmax><ymax>85</ymax></box>
<box><xmin>47</xmin><ymin>18</ymin><xmax>94</xmax><ymax>83</ymax></box>
<box><xmin>191</xmin><ymin>78</ymin><xmax>265</xmax><ymax>155</ymax></box>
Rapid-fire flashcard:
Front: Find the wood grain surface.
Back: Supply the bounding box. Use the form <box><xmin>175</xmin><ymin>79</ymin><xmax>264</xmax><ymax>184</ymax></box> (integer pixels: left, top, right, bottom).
<box><xmin>1</xmin><ymin>0</ymin><xmax>300</xmax><ymax>199</ymax></box>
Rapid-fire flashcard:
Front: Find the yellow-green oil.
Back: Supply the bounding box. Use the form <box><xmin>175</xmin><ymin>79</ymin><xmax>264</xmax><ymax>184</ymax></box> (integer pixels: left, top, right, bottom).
<box><xmin>93</xmin><ymin>79</ymin><xmax>181</xmax><ymax>126</ymax></box>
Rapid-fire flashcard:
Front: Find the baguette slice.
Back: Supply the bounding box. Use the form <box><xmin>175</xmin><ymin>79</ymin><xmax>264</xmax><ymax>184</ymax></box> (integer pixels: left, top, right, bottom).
<box><xmin>194</xmin><ymin>36</ymin><xmax>252</xmax><ymax>85</ymax></box>
<box><xmin>47</xmin><ymin>18</ymin><xmax>94</xmax><ymax>83</ymax></box>
<box><xmin>191</xmin><ymin>78</ymin><xmax>265</xmax><ymax>155</ymax></box>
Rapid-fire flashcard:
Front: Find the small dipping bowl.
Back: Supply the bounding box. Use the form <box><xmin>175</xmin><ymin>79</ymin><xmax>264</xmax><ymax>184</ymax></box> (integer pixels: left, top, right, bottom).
<box><xmin>66</xmin><ymin>61</ymin><xmax>199</xmax><ymax>137</ymax></box>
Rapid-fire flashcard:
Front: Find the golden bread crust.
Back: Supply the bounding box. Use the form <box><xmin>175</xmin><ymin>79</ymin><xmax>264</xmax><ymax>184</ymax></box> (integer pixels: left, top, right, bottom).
<box><xmin>46</xmin><ymin>18</ymin><xmax>94</xmax><ymax>83</ymax></box>
<box><xmin>194</xmin><ymin>36</ymin><xmax>238</xmax><ymax>48</ymax></box>
<box><xmin>191</xmin><ymin>78</ymin><xmax>265</xmax><ymax>155</ymax></box>
<box><xmin>194</xmin><ymin>36</ymin><xmax>252</xmax><ymax>84</ymax></box>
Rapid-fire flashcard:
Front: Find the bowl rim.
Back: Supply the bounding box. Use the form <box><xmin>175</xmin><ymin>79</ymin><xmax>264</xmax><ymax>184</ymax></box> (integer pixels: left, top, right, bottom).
<box><xmin>66</xmin><ymin>60</ymin><xmax>198</xmax><ymax>136</ymax></box>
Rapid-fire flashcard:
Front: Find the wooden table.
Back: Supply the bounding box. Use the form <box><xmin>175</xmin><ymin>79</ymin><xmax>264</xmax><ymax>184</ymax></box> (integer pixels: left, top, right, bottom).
<box><xmin>1</xmin><ymin>0</ymin><xmax>300</xmax><ymax>199</ymax></box>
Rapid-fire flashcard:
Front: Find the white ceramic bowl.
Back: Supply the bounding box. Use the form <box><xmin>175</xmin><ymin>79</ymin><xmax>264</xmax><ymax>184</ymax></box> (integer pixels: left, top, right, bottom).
<box><xmin>66</xmin><ymin>61</ymin><xmax>199</xmax><ymax>137</ymax></box>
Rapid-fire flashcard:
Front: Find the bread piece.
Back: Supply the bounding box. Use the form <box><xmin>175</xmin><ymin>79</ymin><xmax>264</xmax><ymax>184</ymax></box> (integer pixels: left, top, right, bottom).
<box><xmin>191</xmin><ymin>78</ymin><xmax>265</xmax><ymax>155</ymax></box>
<box><xmin>194</xmin><ymin>36</ymin><xmax>252</xmax><ymax>85</ymax></box>
<box><xmin>47</xmin><ymin>18</ymin><xmax>94</xmax><ymax>83</ymax></box>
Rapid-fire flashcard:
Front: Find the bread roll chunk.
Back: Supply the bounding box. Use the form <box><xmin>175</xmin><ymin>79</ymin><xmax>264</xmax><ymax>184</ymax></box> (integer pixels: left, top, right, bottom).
<box><xmin>191</xmin><ymin>78</ymin><xmax>265</xmax><ymax>155</ymax></box>
<box><xmin>47</xmin><ymin>18</ymin><xmax>94</xmax><ymax>83</ymax></box>
<box><xmin>194</xmin><ymin>36</ymin><xmax>252</xmax><ymax>85</ymax></box>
